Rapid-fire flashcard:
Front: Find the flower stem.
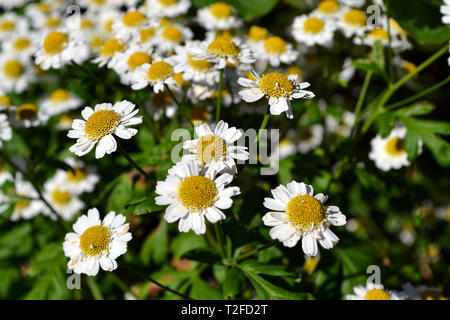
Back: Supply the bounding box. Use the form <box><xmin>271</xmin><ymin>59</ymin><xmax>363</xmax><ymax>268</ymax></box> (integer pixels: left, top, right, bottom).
<box><xmin>351</xmin><ymin>71</ymin><xmax>373</xmax><ymax>137</ymax></box>
<box><xmin>86</xmin><ymin>276</ymin><xmax>104</xmax><ymax>300</ymax></box>
<box><xmin>216</xmin><ymin>69</ymin><xmax>224</xmax><ymax>123</ymax></box>
<box><xmin>116</xmin><ymin>142</ymin><xmax>150</xmax><ymax>180</ymax></box>
<box><xmin>226</xmin><ymin>243</ymin><xmax>276</xmax><ymax>264</ymax></box>
<box><xmin>255</xmin><ymin>110</ymin><xmax>270</xmax><ymax>143</ymax></box>
<box><xmin>214</xmin><ymin>223</ymin><xmax>226</xmax><ymax>259</ymax></box>
<box><xmin>164</xmin><ymin>84</ymin><xmax>181</xmax><ymax>108</ymax></box>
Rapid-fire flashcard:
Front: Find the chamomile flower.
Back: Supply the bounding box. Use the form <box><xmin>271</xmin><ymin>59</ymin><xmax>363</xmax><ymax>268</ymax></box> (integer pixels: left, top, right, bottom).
<box><xmin>143</xmin><ymin>0</ymin><xmax>191</xmax><ymax>18</ymax></box>
<box><xmin>43</xmin><ymin>177</ymin><xmax>85</xmax><ymax>221</ymax></box>
<box><xmin>63</xmin><ymin>207</ymin><xmax>132</xmax><ymax>276</ymax></box>
<box><xmin>0</xmin><ymin>13</ymin><xmax>28</xmax><ymax>41</ymax></box>
<box><xmin>152</xmin><ymin>23</ymin><xmax>193</xmax><ymax>54</ymax></box>
<box><xmin>0</xmin><ymin>94</ymin><xmax>14</xmax><ymax>112</ymax></box>
<box><xmin>246</xmin><ymin>25</ymin><xmax>269</xmax><ymax>51</ymax></box>
<box><xmin>53</xmin><ymin>158</ymin><xmax>99</xmax><ymax>194</ymax></box>
<box><xmin>368</xmin><ymin>127</ymin><xmax>421</xmax><ymax>171</ymax></box>
<box><xmin>346</xmin><ymin>283</ymin><xmax>403</xmax><ymax>300</ymax></box>
<box><xmin>112</xmin><ymin>46</ymin><xmax>152</xmax><ymax>85</ymax></box>
<box><xmin>401</xmin><ymin>283</ymin><xmax>448</xmax><ymax>300</ymax></box>
<box><xmin>238</xmin><ymin>69</ymin><xmax>315</xmax><ymax>119</ymax></box>
<box><xmin>146</xmin><ymin>90</ymin><xmax>178</xmax><ymax>120</ymax></box>
<box><xmin>197</xmin><ymin>2</ymin><xmax>242</xmax><ymax>31</ymax></box>
<box><xmin>35</xmin><ymin>30</ymin><xmax>90</xmax><ymax>70</ymax></box>
<box><xmin>93</xmin><ymin>38</ymin><xmax>127</xmax><ymax>68</ymax></box>
<box><xmin>291</xmin><ymin>14</ymin><xmax>336</xmax><ymax>47</ymax></box>
<box><xmin>355</xmin><ymin>28</ymin><xmax>393</xmax><ymax>47</ymax></box>
<box><xmin>188</xmin><ymin>105</ymin><xmax>213</xmax><ymax>126</ymax></box>
<box><xmin>262</xmin><ymin>181</ymin><xmax>346</xmax><ymax>256</ymax></box>
<box><xmin>40</xmin><ymin>89</ymin><xmax>83</xmax><ymax>118</ymax></box>
<box><xmin>11</xmin><ymin>103</ymin><xmax>45</xmax><ymax>128</ymax></box>
<box><xmin>24</xmin><ymin>2</ymin><xmax>54</xmax><ymax>29</ymax></box>
<box><xmin>0</xmin><ymin>54</ymin><xmax>36</xmax><ymax>94</ymax></box>
<box><xmin>172</xmin><ymin>41</ymin><xmax>220</xmax><ymax>85</ymax></box>
<box><xmin>0</xmin><ymin>114</ymin><xmax>12</xmax><ymax>148</ymax></box>
<box><xmin>325</xmin><ymin>110</ymin><xmax>355</xmax><ymax>137</ymax></box>
<box><xmin>182</xmin><ymin>120</ymin><xmax>249</xmax><ymax>174</ymax></box>
<box><xmin>298</xmin><ymin>124</ymin><xmax>324</xmax><ymax>153</ymax></box>
<box><xmin>1</xmin><ymin>33</ymin><xmax>37</xmax><ymax>60</ymax></box>
<box><xmin>313</xmin><ymin>0</ymin><xmax>345</xmax><ymax>20</ymax></box>
<box><xmin>11</xmin><ymin>174</ymin><xmax>47</xmax><ymax>221</ymax></box>
<box><xmin>257</xmin><ymin>36</ymin><xmax>299</xmax><ymax>67</ymax></box>
<box><xmin>336</xmin><ymin>8</ymin><xmax>367</xmax><ymax>38</ymax></box>
<box><xmin>112</xmin><ymin>9</ymin><xmax>154</xmax><ymax>41</ymax></box>
<box><xmin>441</xmin><ymin>0</ymin><xmax>450</xmax><ymax>24</ymax></box>
<box><xmin>68</xmin><ymin>100</ymin><xmax>143</xmax><ymax>159</ymax></box>
<box><xmin>57</xmin><ymin>113</ymin><xmax>78</xmax><ymax>131</ymax></box>
<box><xmin>130</xmin><ymin>58</ymin><xmax>177</xmax><ymax>93</ymax></box>
<box><xmin>155</xmin><ymin>160</ymin><xmax>241</xmax><ymax>235</ymax></box>
<box><xmin>190</xmin><ymin>36</ymin><xmax>255</xmax><ymax>70</ymax></box>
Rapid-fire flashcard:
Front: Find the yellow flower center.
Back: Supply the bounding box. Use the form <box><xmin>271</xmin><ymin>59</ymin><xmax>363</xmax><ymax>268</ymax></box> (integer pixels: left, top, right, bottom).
<box><xmin>317</xmin><ymin>0</ymin><xmax>340</xmax><ymax>14</ymax></box>
<box><xmin>264</xmin><ymin>36</ymin><xmax>287</xmax><ymax>54</ymax></box>
<box><xmin>79</xmin><ymin>225</ymin><xmax>111</xmax><ymax>257</ymax></box>
<box><xmin>122</xmin><ymin>11</ymin><xmax>146</xmax><ymax>27</ymax></box>
<box><xmin>140</xmin><ymin>27</ymin><xmax>156</xmax><ymax>43</ymax></box>
<box><xmin>14</xmin><ymin>199</ymin><xmax>31</xmax><ymax>211</ymax></box>
<box><xmin>158</xmin><ymin>0</ymin><xmax>179</xmax><ymax>6</ymax></box>
<box><xmin>420</xmin><ymin>290</ymin><xmax>446</xmax><ymax>300</ymax></box>
<box><xmin>51</xmin><ymin>188</ymin><xmax>71</xmax><ymax>206</ymax></box>
<box><xmin>390</xmin><ymin>19</ymin><xmax>408</xmax><ymax>36</ymax></box>
<box><xmin>37</xmin><ymin>3</ymin><xmax>51</xmax><ymax>13</ymax></box>
<box><xmin>343</xmin><ymin>9</ymin><xmax>366</xmax><ymax>27</ymax></box>
<box><xmin>162</xmin><ymin>26</ymin><xmax>183</xmax><ymax>43</ymax></box>
<box><xmin>127</xmin><ymin>52</ymin><xmax>151</xmax><ymax>71</ymax></box>
<box><xmin>13</xmin><ymin>37</ymin><xmax>31</xmax><ymax>51</ymax></box>
<box><xmin>0</xmin><ymin>21</ymin><xmax>15</xmax><ymax>31</ymax></box>
<box><xmin>368</xmin><ymin>29</ymin><xmax>389</xmax><ymax>40</ymax></box>
<box><xmin>196</xmin><ymin>134</ymin><xmax>227</xmax><ymax>164</ymax></box>
<box><xmin>177</xmin><ymin>176</ymin><xmax>218</xmax><ymax>211</ymax></box>
<box><xmin>209</xmin><ymin>2</ymin><xmax>233</xmax><ymax>19</ymax></box>
<box><xmin>45</xmin><ymin>17</ymin><xmax>62</xmax><ymax>28</ymax></box>
<box><xmin>43</xmin><ymin>31</ymin><xmax>68</xmax><ymax>55</ymax></box>
<box><xmin>67</xmin><ymin>167</ymin><xmax>88</xmax><ymax>182</ymax></box>
<box><xmin>248</xmin><ymin>26</ymin><xmax>268</xmax><ymax>41</ymax></box>
<box><xmin>80</xmin><ymin>19</ymin><xmax>95</xmax><ymax>30</ymax></box>
<box><xmin>0</xmin><ymin>95</ymin><xmax>12</xmax><ymax>107</ymax></box>
<box><xmin>207</xmin><ymin>37</ymin><xmax>240</xmax><ymax>57</ymax></box>
<box><xmin>100</xmin><ymin>39</ymin><xmax>125</xmax><ymax>57</ymax></box>
<box><xmin>189</xmin><ymin>106</ymin><xmax>210</xmax><ymax>125</ymax></box>
<box><xmin>16</xmin><ymin>104</ymin><xmax>38</xmax><ymax>120</ymax></box>
<box><xmin>173</xmin><ymin>73</ymin><xmax>187</xmax><ymax>86</ymax></box>
<box><xmin>50</xmin><ymin>89</ymin><xmax>70</xmax><ymax>102</ymax></box>
<box><xmin>90</xmin><ymin>0</ymin><xmax>105</xmax><ymax>4</ymax></box>
<box><xmin>3</xmin><ymin>60</ymin><xmax>24</xmax><ymax>79</ymax></box>
<box><xmin>103</xmin><ymin>19</ymin><xmax>114</xmax><ymax>34</ymax></box>
<box><xmin>384</xmin><ymin>137</ymin><xmax>405</xmax><ymax>156</ymax></box>
<box><xmin>285</xmin><ymin>195</ymin><xmax>326</xmax><ymax>231</ymax></box>
<box><xmin>152</xmin><ymin>91</ymin><xmax>173</xmax><ymax>108</ymax></box>
<box><xmin>286</xmin><ymin>66</ymin><xmax>303</xmax><ymax>80</ymax></box>
<box><xmin>146</xmin><ymin>61</ymin><xmax>174</xmax><ymax>81</ymax></box>
<box><xmin>84</xmin><ymin>110</ymin><xmax>120</xmax><ymax>140</ymax></box>
<box><xmin>303</xmin><ymin>17</ymin><xmax>325</xmax><ymax>34</ymax></box>
<box><xmin>188</xmin><ymin>55</ymin><xmax>213</xmax><ymax>71</ymax></box>
<box><xmin>258</xmin><ymin>72</ymin><xmax>294</xmax><ymax>98</ymax></box>
<box><xmin>364</xmin><ymin>289</ymin><xmax>391</xmax><ymax>300</ymax></box>
<box><xmin>90</xmin><ymin>35</ymin><xmax>104</xmax><ymax>50</ymax></box>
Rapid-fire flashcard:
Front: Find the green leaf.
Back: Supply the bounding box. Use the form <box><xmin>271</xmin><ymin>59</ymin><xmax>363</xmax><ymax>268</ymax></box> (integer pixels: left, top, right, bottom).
<box><xmin>223</xmin><ymin>266</ymin><xmax>245</xmax><ymax>299</ymax></box>
<box><xmin>125</xmin><ymin>197</ymin><xmax>163</xmax><ymax>215</ymax></box>
<box><xmin>190</xmin><ymin>276</ymin><xmax>222</xmax><ymax>300</ymax></box>
<box><xmin>240</xmin><ymin>259</ymin><xmax>296</xmax><ymax>277</ymax></box>
<box><xmin>191</xmin><ymin>0</ymin><xmax>277</xmax><ymax>21</ymax></box>
<box><xmin>106</xmin><ymin>175</ymin><xmax>134</xmax><ymax>214</ymax></box>
<box><xmin>386</xmin><ymin>0</ymin><xmax>450</xmax><ymax>45</ymax></box>
<box><xmin>140</xmin><ymin>222</ymin><xmax>168</xmax><ymax>265</ymax></box>
<box><xmin>181</xmin><ymin>248</ymin><xmax>222</xmax><ymax>264</ymax></box>
<box><xmin>392</xmin><ymin>101</ymin><xmax>435</xmax><ymax>118</ymax></box>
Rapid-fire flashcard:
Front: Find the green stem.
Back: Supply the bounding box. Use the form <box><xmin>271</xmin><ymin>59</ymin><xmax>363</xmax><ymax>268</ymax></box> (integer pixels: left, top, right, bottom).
<box><xmin>361</xmin><ymin>43</ymin><xmax>449</xmax><ymax>133</ymax></box>
<box><xmin>116</xmin><ymin>142</ymin><xmax>150</xmax><ymax>179</ymax></box>
<box><xmin>386</xmin><ymin>75</ymin><xmax>450</xmax><ymax>110</ymax></box>
<box><xmin>214</xmin><ymin>223</ymin><xmax>225</xmax><ymax>259</ymax></box>
<box><xmin>262</xmin><ymin>62</ymin><xmax>270</xmax><ymax>74</ymax></box>
<box><xmin>109</xmin><ymin>272</ymin><xmax>131</xmax><ymax>295</ymax></box>
<box><xmin>352</xmin><ymin>71</ymin><xmax>373</xmax><ymax>136</ymax></box>
<box><xmin>86</xmin><ymin>276</ymin><xmax>104</xmax><ymax>300</ymax></box>
<box><xmin>216</xmin><ymin>69</ymin><xmax>224</xmax><ymax>123</ymax></box>
<box><xmin>255</xmin><ymin>110</ymin><xmax>270</xmax><ymax>143</ymax></box>
<box><xmin>164</xmin><ymin>84</ymin><xmax>181</xmax><ymax>108</ymax></box>
<box><xmin>227</xmin><ymin>243</ymin><xmax>276</xmax><ymax>264</ymax></box>
<box><xmin>386</xmin><ymin>14</ymin><xmax>394</xmax><ymax>84</ymax></box>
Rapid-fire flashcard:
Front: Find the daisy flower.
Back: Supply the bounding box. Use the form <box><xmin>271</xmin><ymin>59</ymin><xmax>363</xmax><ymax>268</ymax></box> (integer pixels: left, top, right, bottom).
<box><xmin>0</xmin><ymin>13</ymin><xmax>28</xmax><ymax>41</ymax></box>
<box><xmin>68</xmin><ymin>100</ymin><xmax>143</xmax><ymax>159</ymax></box>
<box><xmin>43</xmin><ymin>177</ymin><xmax>85</xmax><ymax>221</ymax></box>
<box><xmin>313</xmin><ymin>0</ymin><xmax>345</xmax><ymax>20</ymax></box>
<box><xmin>401</xmin><ymin>283</ymin><xmax>448</xmax><ymax>300</ymax></box>
<box><xmin>442</xmin><ymin>0</ymin><xmax>450</xmax><ymax>24</ymax></box>
<box><xmin>57</xmin><ymin>113</ymin><xmax>78</xmax><ymax>131</ymax></box>
<box><xmin>189</xmin><ymin>36</ymin><xmax>255</xmax><ymax>70</ymax></box>
<box><xmin>52</xmin><ymin>158</ymin><xmax>100</xmax><ymax>194</ymax></box>
<box><xmin>152</xmin><ymin>23</ymin><xmax>193</xmax><ymax>54</ymax></box>
<box><xmin>1</xmin><ymin>32</ymin><xmax>37</xmax><ymax>60</ymax></box>
<box><xmin>346</xmin><ymin>283</ymin><xmax>404</xmax><ymax>300</ymax></box>
<box><xmin>112</xmin><ymin>46</ymin><xmax>152</xmax><ymax>85</ymax></box>
<box><xmin>238</xmin><ymin>69</ymin><xmax>315</xmax><ymax>119</ymax></box>
<box><xmin>172</xmin><ymin>41</ymin><xmax>220</xmax><ymax>85</ymax></box>
<box><xmin>325</xmin><ymin>110</ymin><xmax>355</xmax><ymax>137</ymax></box>
<box><xmin>112</xmin><ymin>9</ymin><xmax>155</xmax><ymax>41</ymax></box>
<box><xmin>355</xmin><ymin>28</ymin><xmax>403</xmax><ymax>48</ymax></box>
<box><xmin>0</xmin><ymin>114</ymin><xmax>12</xmax><ymax>148</ymax></box>
<box><xmin>40</xmin><ymin>88</ymin><xmax>83</xmax><ymax>118</ymax></box>
<box><xmin>298</xmin><ymin>124</ymin><xmax>324</xmax><ymax>154</ymax></box>
<box><xmin>143</xmin><ymin>0</ymin><xmax>191</xmax><ymax>18</ymax></box>
<box><xmin>257</xmin><ymin>36</ymin><xmax>299</xmax><ymax>67</ymax></box>
<box><xmin>336</xmin><ymin>8</ymin><xmax>367</xmax><ymax>38</ymax></box>
<box><xmin>182</xmin><ymin>120</ymin><xmax>249</xmax><ymax>174</ymax></box>
<box><xmin>24</xmin><ymin>2</ymin><xmax>54</xmax><ymax>29</ymax></box>
<box><xmin>130</xmin><ymin>58</ymin><xmax>177</xmax><ymax>93</ymax></box>
<box><xmin>0</xmin><ymin>54</ymin><xmax>36</xmax><ymax>94</ymax></box>
<box><xmin>246</xmin><ymin>25</ymin><xmax>269</xmax><ymax>52</ymax></box>
<box><xmin>197</xmin><ymin>2</ymin><xmax>242</xmax><ymax>31</ymax></box>
<box><xmin>63</xmin><ymin>207</ymin><xmax>132</xmax><ymax>276</ymax></box>
<box><xmin>155</xmin><ymin>160</ymin><xmax>241</xmax><ymax>235</ymax></box>
<box><xmin>368</xmin><ymin>126</ymin><xmax>421</xmax><ymax>171</ymax></box>
<box><xmin>10</xmin><ymin>103</ymin><xmax>45</xmax><ymax>128</ymax></box>
<box><xmin>11</xmin><ymin>174</ymin><xmax>48</xmax><ymax>221</ymax></box>
<box><xmin>146</xmin><ymin>90</ymin><xmax>178</xmax><ymax>120</ymax></box>
<box><xmin>35</xmin><ymin>30</ymin><xmax>90</xmax><ymax>70</ymax></box>
<box><xmin>291</xmin><ymin>14</ymin><xmax>336</xmax><ymax>47</ymax></box>
<box><xmin>188</xmin><ymin>105</ymin><xmax>213</xmax><ymax>126</ymax></box>
<box><xmin>93</xmin><ymin>38</ymin><xmax>128</xmax><ymax>68</ymax></box>
<box><xmin>0</xmin><ymin>94</ymin><xmax>14</xmax><ymax>112</ymax></box>
<box><xmin>262</xmin><ymin>181</ymin><xmax>347</xmax><ymax>256</ymax></box>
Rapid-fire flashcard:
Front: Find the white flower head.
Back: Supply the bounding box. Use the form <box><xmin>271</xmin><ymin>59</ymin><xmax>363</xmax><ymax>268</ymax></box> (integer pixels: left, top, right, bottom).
<box><xmin>130</xmin><ymin>58</ymin><xmax>177</xmax><ymax>93</ymax></box>
<box><xmin>53</xmin><ymin>158</ymin><xmax>100</xmax><ymax>195</ymax></box>
<box><xmin>0</xmin><ymin>53</ymin><xmax>36</xmax><ymax>94</ymax></box>
<box><xmin>112</xmin><ymin>9</ymin><xmax>157</xmax><ymax>41</ymax></box>
<box><xmin>43</xmin><ymin>177</ymin><xmax>85</xmax><ymax>221</ymax></box>
<box><xmin>1</xmin><ymin>32</ymin><xmax>38</xmax><ymax>60</ymax></box>
<box><xmin>263</xmin><ymin>181</ymin><xmax>346</xmax><ymax>257</ymax></box>
<box><xmin>238</xmin><ymin>69</ymin><xmax>315</xmax><ymax>119</ymax></box>
<box><xmin>68</xmin><ymin>100</ymin><xmax>143</xmax><ymax>159</ymax></box>
<box><xmin>338</xmin><ymin>0</ymin><xmax>365</xmax><ymax>8</ymax></box>
<box><xmin>400</xmin><ymin>283</ymin><xmax>448</xmax><ymax>300</ymax></box>
<box><xmin>346</xmin><ymin>282</ymin><xmax>404</xmax><ymax>300</ymax></box>
<box><xmin>155</xmin><ymin>160</ymin><xmax>241</xmax><ymax>235</ymax></box>
<box><xmin>63</xmin><ymin>208</ymin><xmax>132</xmax><ymax>276</ymax></box>
<box><xmin>92</xmin><ymin>38</ymin><xmax>128</xmax><ymax>68</ymax></box>
<box><xmin>291</xmin><ymin>14</ymin><xmax>336</xmax><ymax>47</ymax></box>
<box><xmin>298</xmin><ymin>124</ymin><xmax>324</xmax><ymax>154</ymax></box>
<box><xmin>151</xmin><ymin>23</ymin><xmax>193</xmax><ymax>54</ymax></box>
<box><xmin>197</xmin><ymin>2</ymin><xmax>243</xmax><ymax>31</ymax></box>
<box><xmin>143</xmin><ymin>0</ymin><xmax>191</xmax><ymax>18</ymax></box>
<box><xmin>40</xmin><ymin>88</ymin><xmax>83</xmax><ymax>118</ymax></box>
<box><xmin>313</xmin><ymin>0</ymin><xmax>346</xmax><ymax>20</ymax></box>
<box><xmin>0</xmin><ymin>12</ymin><xmax>28</xmax><ymax>41</ymax></box>
<box><xmin>182</xmin><ymin>120</ymin><xmax>249</xmax><ymax>174</ymax></box>
<box><xmin>256</xmin><ymin>36</ymin><xmax>299</xmax><ymax>67</ymax></box>
<box><xmin>11</xmin><ymin>173</ymin><xmax>48</xmax><ymax>221</ymax></box>
<box><xmin>112</xmin><ymin>45</ymin><xmax>153</xmax><ymax>85</ymax></box>
<box><xmin>336</xmin><ymin>8</ymin><xmax>367</xmax><ymax>38</ymax></box>
<box><xmin>10</xmin><ymin>103</ymin><xmax>46</xmax><ymax>128</ymax></box>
